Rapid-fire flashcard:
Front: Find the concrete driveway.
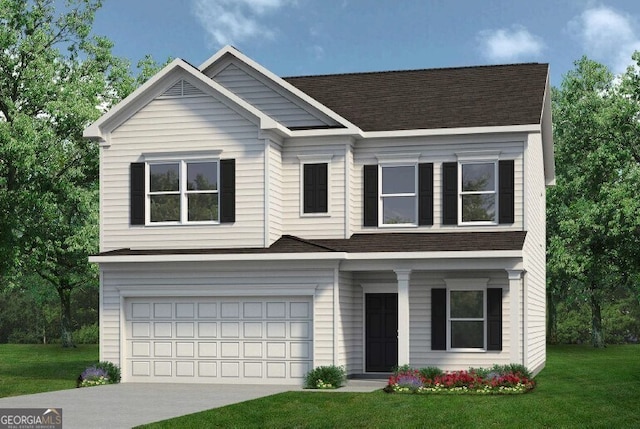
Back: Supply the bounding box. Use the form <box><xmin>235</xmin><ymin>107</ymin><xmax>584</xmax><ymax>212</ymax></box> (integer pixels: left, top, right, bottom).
<box><xmin>0</xmin><ymin>380</ymin><xmax>384</xmax><ymax>428</ymax></box>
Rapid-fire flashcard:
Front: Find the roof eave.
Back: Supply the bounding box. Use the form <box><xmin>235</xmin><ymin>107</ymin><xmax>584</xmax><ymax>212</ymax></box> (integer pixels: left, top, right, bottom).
<box><xmin>88</xmin><ymin>249</ymin><xmax>522</xmax><ymax>264</ymax></box>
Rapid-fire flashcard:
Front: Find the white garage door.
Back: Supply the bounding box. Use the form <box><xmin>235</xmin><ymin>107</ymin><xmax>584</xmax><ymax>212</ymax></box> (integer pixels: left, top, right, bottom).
<box><xmin>124</xmin><ymin>297</ymin><xmax>313</xmax><ymax>384</ymax></box>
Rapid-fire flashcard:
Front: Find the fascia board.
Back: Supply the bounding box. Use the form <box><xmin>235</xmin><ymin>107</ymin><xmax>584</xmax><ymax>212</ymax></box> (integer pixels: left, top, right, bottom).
<box><xmin>360</xmin><ymin>124</ymin><xmax>540</xmax><ymax>139</ymax></box>
<box><xmin>199</xmin><ymin>45</ymin><xmax>361</xmax><ymax>133</ymax></box>
<box><xmin>541</xmin><ymin>72</ymin><xmax>556</xmax><ymax>186</ymax></box>
<box><xmin>83</xmin><ymin>58</ymin><xmax>290</xmax><ymax>141</ymax></box>
<box><xmin>89</xmin><ymin>249</ymin><xmax>521</xmax><ymax>264</ymax></box>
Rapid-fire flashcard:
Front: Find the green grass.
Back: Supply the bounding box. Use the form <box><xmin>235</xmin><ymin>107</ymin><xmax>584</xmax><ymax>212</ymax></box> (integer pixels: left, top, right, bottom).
<box><xmin>0</xmin><ymin>344</ymin><xmax>98</xmax><ymax>398</ymax></box>
<box><xmin>138</xmin><ymin>345</ymin><xmax>640</xmax><ymax>429</ymax></box>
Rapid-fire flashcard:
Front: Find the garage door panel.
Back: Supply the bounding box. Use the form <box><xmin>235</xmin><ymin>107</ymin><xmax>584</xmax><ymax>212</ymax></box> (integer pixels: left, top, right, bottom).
<box><xmin>125</xmin><ymin>297</ymin><xmax>312</xmax><ymax>384</ymax></box>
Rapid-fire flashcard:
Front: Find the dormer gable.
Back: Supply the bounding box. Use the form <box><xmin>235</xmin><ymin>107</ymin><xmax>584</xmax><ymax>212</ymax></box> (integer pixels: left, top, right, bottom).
<box><xmin>83</xmin><ymin>58</ymin><xmax>288</xmax><ymax>145</ymax></box>
<box><xmin>200</xmin><ymin>46</ymin><xmax>358</xmax><ymax>133</ymax></box>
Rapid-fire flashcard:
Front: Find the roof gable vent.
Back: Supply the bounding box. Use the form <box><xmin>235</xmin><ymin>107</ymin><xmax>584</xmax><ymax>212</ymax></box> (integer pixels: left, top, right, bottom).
<box><xmin>160</xmin><ymin>80</ymin><xmax>205</xmax><ymax>98</ymax></box>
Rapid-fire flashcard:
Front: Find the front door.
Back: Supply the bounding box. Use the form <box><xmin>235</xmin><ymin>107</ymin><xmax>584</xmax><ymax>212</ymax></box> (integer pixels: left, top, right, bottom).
<box><xmin>365</xmin><ymin>293</ymin><xmax>398</xmax><ymax>372</ymax></box>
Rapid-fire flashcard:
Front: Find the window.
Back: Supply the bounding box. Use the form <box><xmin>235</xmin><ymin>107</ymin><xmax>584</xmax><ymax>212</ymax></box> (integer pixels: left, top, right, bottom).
<box><xmin>148</xmin><ymin>160</ymin><xmax>219</xmax><ymax>223</ymax></box>
<box><xmin>302</xmin><ymin>163</ymin><xmax>328</xmax><ymax>214</ymax></box>
<box><xmin>130</xmin><ymin>158</ymin><xmax>234</xmax><ymax>226</ymax></box>
<box><xmin>448</xmin><ymin>290</ymin><xmax>485</xmax><ymax>349</ymax></box>
<box><xmin>380</xmin><ymin>165</ymin><xmax>417</xmax><ymax>225</ymax></box>
<box><xmin>431</xmin><ymin>283</ymin><xmax>502</xmax><ymax>352</ymax></box>
<box><xmin>363</xmin><ymin>163</ymin><xmax>433</xmax><ymax>227</ymax></box>
<box><xmin>460</xmin><ymin>162</ymin><xmax>496</xmax><ymax>223</ymax></box>
<box><xmin>442</xmin><ymin>159</ymin><xmax>514</xmax><ymax>225</ymax></box>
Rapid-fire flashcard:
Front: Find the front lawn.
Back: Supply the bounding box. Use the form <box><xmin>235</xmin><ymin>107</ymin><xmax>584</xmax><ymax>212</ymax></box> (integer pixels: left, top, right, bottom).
<box><xmin>0</xmin><ymin>344</ymin><xmax>98</xmax><ymax>398</ymax></box>
<box><xmin>138</xmin><ymin>345</ymin><xmax>640</xmax><ymax>428</ymax></box>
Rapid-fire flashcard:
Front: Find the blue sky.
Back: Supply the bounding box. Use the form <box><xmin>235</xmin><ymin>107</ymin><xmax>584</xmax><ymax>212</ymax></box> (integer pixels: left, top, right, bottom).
<box><xmin>91</xmin><ymin>0</ymin><xmax>640</xmax><ymax>86</ymax></box>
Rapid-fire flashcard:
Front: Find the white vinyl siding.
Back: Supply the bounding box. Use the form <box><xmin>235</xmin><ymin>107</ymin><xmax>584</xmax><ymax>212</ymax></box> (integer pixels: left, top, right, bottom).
<box><xmin>101</xmin><ymin>91</ymin><xmax>265</xmax><ymax>251</ymax></box>
<box><xmin>351</xmin><ymin>135</ymin><xmax>525</xmax><ymax>233</ymax></box>
<box><xmin>99</xmin><ymin>261</ymin><xmax>338</xmax><ymax>383</ymax></box>
<box><xmin>337</xmin><ymin>271</ymin><xmax>363</xmax><ymax>375</ymax></box>
<box><xmin>281</xmin><ymin>138</ymin><xmax>347</xmax><ymax>239</ymax></box>
<box><xmin>267</xmin><ymin>140</ymin><xmax>283</xmax><ymax>246</ymax></box>
<box><xmin>210</xmin><ymin>62</ymin><xmax>340</xmax><ymax>129</ymax></box>
<box><xmin>408</xmin><ymin>271</ymin><xmax>512</xmax><ymax>371</ymax></box>
<box><xmin>522</xmin><ymin>132</ymin><xmax>547</xmax><ymax>375</ymax></box>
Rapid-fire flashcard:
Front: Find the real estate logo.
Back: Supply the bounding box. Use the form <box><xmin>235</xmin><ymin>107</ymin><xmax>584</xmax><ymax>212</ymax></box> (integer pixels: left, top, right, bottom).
<box><xmin>0</xmin><ymin>408</ymin><xmax>62</xmax><ymax>429</ymax></box>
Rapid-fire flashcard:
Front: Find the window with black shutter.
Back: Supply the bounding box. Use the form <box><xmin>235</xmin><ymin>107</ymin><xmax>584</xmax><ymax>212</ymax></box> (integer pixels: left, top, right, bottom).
<box><xmin>303</xmin><ymin>163</ymin><xmax>328</xmax><ymax>214</ymax></box>
<box><xmin>130</xmin><ymin>158</ymin><xmax>235</xmax><ymax>225</ymax></box>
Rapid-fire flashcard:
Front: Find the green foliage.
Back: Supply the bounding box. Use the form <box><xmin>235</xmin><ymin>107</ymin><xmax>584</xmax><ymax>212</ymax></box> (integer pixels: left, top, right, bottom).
<box><xmin>418</xmin><ymin>366</ymin><xmax>443</xmax><ymax>380</ymax></box>
<box><xmin>73</xmin><ymin>323</ymin><xmax>99</xmax><ymax>344</ymax></box>
<box><xmin>95</xmin><ymin>360</ymin><xmax>121</xmax><ymax>384</ymax></box>
<box><xmin>0</xmin><ymin>0</ymin><xmax>151</xmax><ymax>347</ymax></box>
<box><xmin>555</xmin><ymin>293</ymin><xmax>640</xmax><ymax>344</ymax></box>
<box><xmin>548</xmin><ymin>54</ymin><xmax>640</xmax><ymax>347</ymax></box>
<box><xmin>304</xmin><ymin>365</ymin><xmax>346</xmax><ymax>389</ymax></box>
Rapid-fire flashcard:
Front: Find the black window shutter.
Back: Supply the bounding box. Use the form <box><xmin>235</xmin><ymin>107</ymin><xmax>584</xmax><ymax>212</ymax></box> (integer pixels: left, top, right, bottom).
<box><xmin>418</xmin><ymin>163</ymin><xmax>434</xmax><ymax>225</ymax></box>
<box><xmin>431</xmin><ymin>288</ymin><xmax>447</xmax><ymax>350</ymax></box>
<box><xmin>220</xmin><ymin>159</ymin><xmax>236</xmax><ymax>223</ymax></box>
<box><xmin>303</xmin><ymin>163</ymin><xmax>328</xmax><ymax>213</ymax></box>
<box><xmin>499</xmin><ymin>160</ymin><xmax>515</xmax><ymax>224</ymax></box>
<box><xmin>130</xmin><ymin>162</ymin><xmax>145</xmax><ymax>225</ymax></box>
<box><xmin>442</xmin><ymin>162</ymin><xmax>458</xmax><ymax>225</ymax></box>
<box><xmin>487</xmin><ymin>288</ymin><xmax>503</xmax><ymax>351</ymax></box>
<box><xmin>363</xmin><ymin>165</ymin><xmax>378</xmax><ymax>227</ymax></box>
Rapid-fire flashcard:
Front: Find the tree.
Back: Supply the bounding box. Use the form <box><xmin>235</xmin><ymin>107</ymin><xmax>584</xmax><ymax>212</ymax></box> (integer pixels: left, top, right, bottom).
<box><xmin>0</xmin><ymin>0</ymin><xmax>143</xmax><ymax>346</ymax></box>
<box><xmin>549</xmin><ymin>56</ymin><xmax>640</xmax><ymax>347</ymax></box>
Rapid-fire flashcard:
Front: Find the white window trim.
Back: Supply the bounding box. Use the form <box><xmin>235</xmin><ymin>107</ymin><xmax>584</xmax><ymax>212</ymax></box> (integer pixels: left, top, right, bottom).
<box><xmin>145</xmin><ymin>157</ymin><xmax>220</xmax><ymax>225</ymax></box>
<box><xmin>378</xmin><ymin>162</ymin><xmax>418</xmax><ymax>227</ymax></box>
<box><xmin>444</xmin><ymin>278</ymin><xmax>489</xmax><ymax>352</ymax></box>
<box><xmin>298</xmin><ymin>154</ymin><xmax>333</xmax><ymax>217</ymax></box>
<box><xmin>458</xmin><ymin>161</ymin><xmax>499</xmax><ymax>226</ymax></box>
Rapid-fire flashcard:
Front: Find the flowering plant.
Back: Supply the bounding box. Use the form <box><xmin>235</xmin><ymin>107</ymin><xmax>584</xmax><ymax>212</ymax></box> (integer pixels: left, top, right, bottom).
<box><xmin>78</xmin><ymin>366</ymin><xmax>110</xmax><ymax>387</ymax></box>
<box><xmin>386</xmin><ymin>365</ymin><xmax>535</xmax><ymax>395</ymax></box>
<box><xmin>77</xmin><ymin>361</ymin><xmax>121</xmax><ymax>388</ymax></box>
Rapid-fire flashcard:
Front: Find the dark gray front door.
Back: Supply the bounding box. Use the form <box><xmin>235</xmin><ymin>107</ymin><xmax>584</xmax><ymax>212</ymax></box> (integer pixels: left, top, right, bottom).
<box><xmin>365</xmin><ymin>293</ymin><xmax>398</xmax><ymax>372</ymax></box>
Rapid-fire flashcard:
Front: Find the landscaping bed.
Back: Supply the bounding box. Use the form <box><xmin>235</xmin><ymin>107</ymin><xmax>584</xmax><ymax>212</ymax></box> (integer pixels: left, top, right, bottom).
<box><xmin>385</xmin><ymin>364</ymin><xmax>535</xmax><ymax>394</ymax></box>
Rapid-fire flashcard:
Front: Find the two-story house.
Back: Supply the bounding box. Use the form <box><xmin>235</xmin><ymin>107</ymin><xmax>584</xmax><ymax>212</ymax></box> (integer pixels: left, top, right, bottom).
<box><xmin>86</xmin><ymin>46</ymin><xmax>554</xmax><ymax>384</ymax></box>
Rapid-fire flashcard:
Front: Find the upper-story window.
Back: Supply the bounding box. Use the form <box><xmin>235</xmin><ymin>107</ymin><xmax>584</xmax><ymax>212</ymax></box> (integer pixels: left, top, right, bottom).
<box><xmin>381</xmin><ymin>165</ymin><xmax>417</xmax><ymax>225</ymax></box>
<box><xmin>299</xmin><ymin>154</ymin><xmax>332</xmax><ymax>217</ymax></box>
<box><xmin>130</xmin><ymin>156</ymin><xmax>235</xmax><ymax>226</ymax></box>
<box><xmin>149</xmin><ymin>161</ymin><xmax>219</xmax><ymax>223</ymax></box>
<box><xmin>363</xmin><ymin>160</ymin><xmax>433</xmax><ymax>228</ymax></box>
<box><xmin>302</xmin><ymin>163</ymin><xmax>328</xmax><ymax>214</ymax></box>
<box><xmin>460</xmin><ymin>162</ymin><xmax>497</xmax><ymax>224</ymax></box>
<box><xmin>442</xmin><ymin>156</ymin><xmax>514</xmax><ymax>226</ymax></box>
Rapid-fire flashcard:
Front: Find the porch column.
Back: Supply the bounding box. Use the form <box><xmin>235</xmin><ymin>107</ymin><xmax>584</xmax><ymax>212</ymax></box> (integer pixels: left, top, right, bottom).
<box><xmin>507</xmin><ymin>270</ymin><xmax>524</xmax><ymax>363</ymax></box>
<box><xmin>395</xmin><ymin>269</ymin><xmax>411</xmax><ymax>366</ymax></box>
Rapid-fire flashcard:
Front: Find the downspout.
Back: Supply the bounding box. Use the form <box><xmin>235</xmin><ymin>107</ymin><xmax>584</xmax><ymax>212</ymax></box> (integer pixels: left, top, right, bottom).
<box><xmin>333</xmin><ymin>265</ymin><xmax>340</xmax><ymax>366</ymax></box>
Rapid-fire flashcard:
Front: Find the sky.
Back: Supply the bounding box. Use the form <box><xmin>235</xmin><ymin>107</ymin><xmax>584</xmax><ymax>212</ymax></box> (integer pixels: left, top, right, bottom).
<box><xmin>90</xmin><ymin>0</ymin><xmax>640</xmax><ymax>86</ymax></box>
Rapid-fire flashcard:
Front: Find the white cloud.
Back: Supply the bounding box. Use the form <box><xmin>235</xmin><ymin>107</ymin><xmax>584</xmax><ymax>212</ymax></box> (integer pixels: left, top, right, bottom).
<box><xmin>192</xmin><ymin>0</ymin><xmax>296</xmax><ymax>47</ymax></box>
<box><xmin>477</xmin><ymin>26</ymin><xmax>545</xmax><ymax>63</ymax></box>
<box><xmin>568</xmin><ymin>6</ymin><xmax>640</xmax><ymax>74</ymax></box>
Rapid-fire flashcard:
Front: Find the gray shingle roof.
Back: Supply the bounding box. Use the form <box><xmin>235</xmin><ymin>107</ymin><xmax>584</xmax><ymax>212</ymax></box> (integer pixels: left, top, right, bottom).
<box><xmin>284</xmin><ymin>63</ymin><xmax>548</xmax><ymax>131</ymax></box>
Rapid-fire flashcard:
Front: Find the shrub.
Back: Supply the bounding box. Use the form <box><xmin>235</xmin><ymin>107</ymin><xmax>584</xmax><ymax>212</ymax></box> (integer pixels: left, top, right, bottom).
<box><xmin>78</xmin><ymin>366</ymin><xmax>110</xmax><ymax>388</ymax></box>
<box><xmin>304</xmin><ymin>365</ymin><xmax>346</xmax><ymax>389</ymax></box>
<box><xmin>419</xmin><ymin>366</ymin><xmax>444</xmax><ymax>381</ymax></box>
<box><xmin>95</xmin><ymin>361</ymin><xmax>121</xmax><ymax>384</ymax></box>
<box><xmin>73</xmin><ymin>323</ymin><xmax>99</xmax><ymax>344</ymax></box>
<box><xmin>77</xmin><ymin>361</ymin><xmax>121</xmax><ymax>387</ymax></box>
